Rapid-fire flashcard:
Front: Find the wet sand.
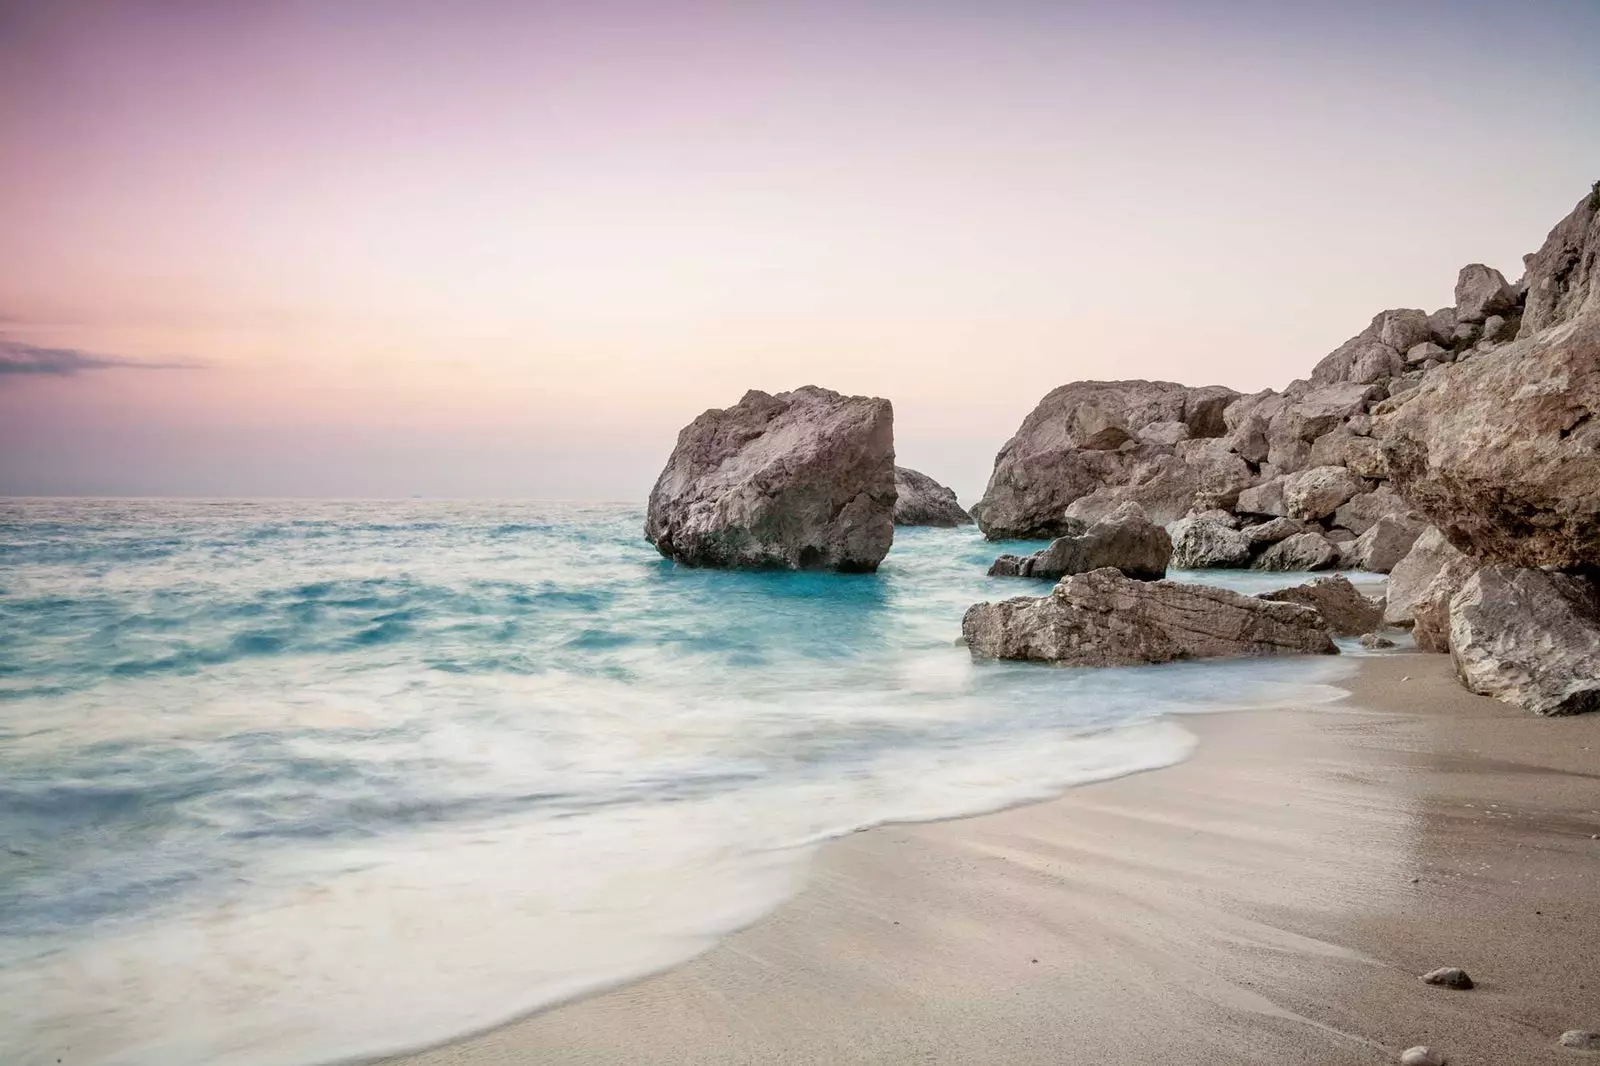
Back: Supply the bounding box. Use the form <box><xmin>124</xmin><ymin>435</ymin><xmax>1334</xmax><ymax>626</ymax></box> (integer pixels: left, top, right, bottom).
<box><xmin>392</xmin><ymin>652</ymin><xmax>1600</xmax><ymax>1065</ymax></box>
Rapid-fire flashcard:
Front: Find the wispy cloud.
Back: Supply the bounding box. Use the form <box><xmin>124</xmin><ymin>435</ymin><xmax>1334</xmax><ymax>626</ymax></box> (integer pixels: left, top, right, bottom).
<box><xmin>0</xmin><ymin>337</ymin><xmax>203</xmax><ymax>377</ymax></box>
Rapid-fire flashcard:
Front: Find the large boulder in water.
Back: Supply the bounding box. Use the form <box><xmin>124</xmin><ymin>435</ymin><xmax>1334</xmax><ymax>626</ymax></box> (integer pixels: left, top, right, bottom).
<box><xmin>961</xmin><ymin>567</ymin><xmax>1338</xmax><ymax>666</ymax></box>
<box><xmin>893</xmin><ymin>466</ymin><xmax>970</xmax><ymax>527</ymax></box>
<box><xmin>1169</xmin><ymin>515</ymin><xmax>1252</xmax><ymax>569</ymax></box>
<box><xmin>987</xmin><ymin>502</ymin><xmax>1171</xmax><ymax>581</ymax></box>
<box><xmin>645</xmin><ymin>386</ymin><xmax>895</xmax><ymax>571</ymax></box>
<box><xmin>1449</xmin><ymin>567</ymin><xmax>1600</xmax><ymax>715</ymax></box>
<box><xmin>1378</xmin><ymin>192</ymin><xmax>1600</xmax><ymax>569</ymax></box>
<box><xmin>971</xmin><ymin>380</ymin><xmax>1240</xmax><ymax>538</ymax></box>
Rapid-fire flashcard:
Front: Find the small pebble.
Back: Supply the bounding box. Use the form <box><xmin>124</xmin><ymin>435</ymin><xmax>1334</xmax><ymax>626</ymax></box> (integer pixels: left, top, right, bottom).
<box><xmin>1420</xmin><ymin>966</ymin><xmax>1474</xmax><ymax>990</ymax></box>
<box><xmin>1560</xmin><ymin>1030</ymin><xmax>1600</xmax><ymax>1051</ymax></box>
<box><xmin>1401</xmin><ymin>1048</ymin><xmax>1446</xmax><ymax>1066</ymax></box>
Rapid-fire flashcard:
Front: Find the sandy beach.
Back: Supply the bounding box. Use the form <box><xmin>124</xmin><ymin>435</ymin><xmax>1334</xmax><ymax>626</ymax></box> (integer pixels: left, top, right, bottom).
<box><xmin>392</xmin><ymin>651</ymin><xmax>1600</xmax><ymax>1066</ymax></box>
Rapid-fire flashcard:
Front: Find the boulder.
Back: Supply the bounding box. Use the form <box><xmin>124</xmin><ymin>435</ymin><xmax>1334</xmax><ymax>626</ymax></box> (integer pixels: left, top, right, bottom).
<box><xmin>1520</xmin><ymin>188</ymin><xmax>1600</xmax><ymax>335</ymax></box>
<box><xmin>1253</xmin><ymin>531</ymin><xmax>1340</xmax><ymax>572</ymax></box>
<box><xmin>1406</xmin><ymin>341</ymin><xmax>1448</xmax><ymax>366</ymax></box>
<box><xmin>1310</xmin><ymin>311</ymin><xmax>1427</xmax><ymax>386</ymax></box>
<box><xmin>1260</xmin><ymin>575</ymin><xmax>1384</xmax><ymax>637</ymax></box>
<box><xmin>973</xmin><ymin>380</ymin><xmax>1240</xmax><ymax>539</ymax></box>
<box><xmin>1412</xmin><ymin>558</ymin><xmax>1476</xmax><ymax>653</ymax></box>
<box><xmin>1359</xmin><ymin>632</ymin><xmax>1396</xmax><ymax>649</ymax></box>
<box><xmin>1383</xmin><ymin>527</ymin><xmax>1475</xmax><ymax>627</ymax></box>
<box><xmin>1283</xmin><ymin>466</ymin><xmax>1369</xmax><ymax>521</ymax></box>
<box><xmin>1059</xmin><ymin>438</ymin><xmax>1255</xmax><ymax>526</ymax></box>
<box><xmin>1138</xmin><ymin>420</ymin><xmax>1190</xmax><ymax>446</ymax></box>
<box><xmin>1454</xmin><ymin>263</ymin><xmax>1518</xmax><ymax>324</ymax></box>
<box><xmin>1236</xmin><ymin>477</ymin><xmax>1288</xmax><ymax>518</ymax></box>
<box><xmin>1333</xmin><ymin>487</ymin><xmax>1411</xmax><ymax>535</ymax></box>
<box><xmin>892</xmin><ymin>466</ymin><xmax>971</xmax><ymax>526</ymax></box>
<box><xmin>645</xmin><ymin>386</ymin><xmax>895</xmax><ymax>571</ymax></box>
<box><xmin>1427</xmin><ymin>307</ymin><xmax>1459</xmax><ymax>346</ymax></box>
<box><xmin>1240</xmin><ymin>516</ymin><xmax>1305</xmax><ymax>547</ymax></box>
<box><xmin>1342</xmin><ymin>436</ymin><xmax>1390</xmax><ymax>479</ymax></box>
<box><xmin>1449</xmin><ymin>567</ymin><xmax>1600</xmax><ymax>715</ymax></box>
<box><xmin>961</xmin><ymin>567</ymin><xmax>1339</xmax><ymax>666</ymax></box>
<box><xmin>1378</xmin><ymin>301</ymin><xmax>1600</xmax><ymax>569</ymax></box>
<box><xmin>1222</xmin><ymin>389</ymin><xmax>1285</xmax><ymax>464</ymax></box>
<box><xmin>1170</xmin><ymin>516</ymin><xmax>1253</xmax><ymax>569</ymax></box>
<box><xmin>988</xmin><ymin>502</ymin><xmax>1171</xmax><ymax>581</ymax></box>
<box><xmin>1346</xmin><ymin>514</ymin><xmax>1426</xmax><ymax>573</ymax></box>
<box><xmin>1265</xmin><ymin>383</ymin><xmax>1384</xmax><ymax>473</ymax></box>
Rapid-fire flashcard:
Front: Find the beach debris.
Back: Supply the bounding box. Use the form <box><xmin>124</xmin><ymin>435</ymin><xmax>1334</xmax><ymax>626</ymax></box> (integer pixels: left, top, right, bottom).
<box><xmin>1420</xmin><ymin>966</ymin><xmax>1474</xmax><ymax>990</ymax></box>
<box><xmin>1560</xmin><ymin>1030</ymin><xmax>1600</xmax><ymax>1051</ymax></box>
<box><xmin>1400</xmin><ymin>1047</ymin><xmax>1446</xmax><ymax>1066</ymax></box>
<box><xmin>1359</xmin><ymin>631</ymin><xmax>1397</xmax><ymax>649</ymax></box>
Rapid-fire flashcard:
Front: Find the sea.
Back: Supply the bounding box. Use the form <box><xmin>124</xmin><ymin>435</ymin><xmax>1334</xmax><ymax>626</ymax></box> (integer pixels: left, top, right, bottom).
<box><xmin>0</xmin><ymin>498</ymin><xmax>1362</xmax><ymax>1066</ymax></box>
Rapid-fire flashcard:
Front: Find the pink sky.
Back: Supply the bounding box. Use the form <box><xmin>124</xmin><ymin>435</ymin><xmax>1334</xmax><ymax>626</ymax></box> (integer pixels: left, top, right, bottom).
<box><xmin>3</xmin><ymin>0</ymin><xmax>1598</xmax><ymax>499</ymax></box>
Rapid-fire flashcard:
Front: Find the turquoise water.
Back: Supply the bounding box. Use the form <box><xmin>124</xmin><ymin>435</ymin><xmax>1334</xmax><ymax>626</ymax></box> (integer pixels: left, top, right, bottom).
<box><xmin>0</xmin><ymin>499</ymin><xmax>1355</xmax><ymax>1066</ymax></box>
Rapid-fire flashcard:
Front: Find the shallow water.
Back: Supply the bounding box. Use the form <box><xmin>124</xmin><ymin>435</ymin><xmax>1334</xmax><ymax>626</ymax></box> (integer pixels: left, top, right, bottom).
<box><xmin>0</xmin><ymin>499</ymin><xmax>1358</xmax><ymax>1066</ymax></box>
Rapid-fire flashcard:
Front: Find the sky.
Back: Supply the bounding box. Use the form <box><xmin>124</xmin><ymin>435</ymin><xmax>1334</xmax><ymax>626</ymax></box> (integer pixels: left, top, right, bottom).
<box><xmin>3</xmin><ymin>0</ymin><xmax>1598</xmax><ymax>501</ymax></box>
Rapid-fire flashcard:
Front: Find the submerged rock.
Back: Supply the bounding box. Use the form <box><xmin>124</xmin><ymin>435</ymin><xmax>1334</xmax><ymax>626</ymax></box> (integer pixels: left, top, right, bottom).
<box><xmin>645</xmin><ymin>386</ymin><xmax>895</xmax><ymax>571</ymax></box>
<box><xmin>1359</xmin><ymin>632</ymin><xmax>1396</xmax><ymax>649</ymax></box>
<box><xmin>1260</xmin><ymin>575</ymin><xmax>1383</xmax><ymax>637</ymax></box>
<box><xmin>1449</xmin><ymin>567</ymin><xmax>1600</xmax><ymax>715</ymax></box>
<box><xmin>987</xmin><ymin>503</ymin><xmax>1171</xmax><ymax>581</ymax></box>
<box><xmin>962</xmin><ymin>567</ymin><xmax>1338</xmax><ymax>666</ymax></box>
<box><xmin>892</xmin><ymin>466</ymin><xmax>970</xmax><ymax>527</ymax></box>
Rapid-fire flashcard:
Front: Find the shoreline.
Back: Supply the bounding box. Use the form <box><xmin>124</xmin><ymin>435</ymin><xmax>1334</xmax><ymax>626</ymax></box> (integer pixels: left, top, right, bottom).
<box><xmin>389</xmin><ymin>652</ymin><xmax>1600</xmax><ymax>1066</ymax></box>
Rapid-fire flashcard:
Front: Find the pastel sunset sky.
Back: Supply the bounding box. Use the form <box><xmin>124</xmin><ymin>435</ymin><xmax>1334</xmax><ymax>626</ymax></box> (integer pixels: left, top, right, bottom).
<box><xmin>3</xmin><ymin>0</ymin><xmax>1598</xmax><ymax>500</ymax></box>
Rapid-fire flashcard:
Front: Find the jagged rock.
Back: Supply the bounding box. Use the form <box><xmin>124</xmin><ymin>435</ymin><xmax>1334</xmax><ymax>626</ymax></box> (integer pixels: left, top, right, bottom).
<box><xmin>1236</xmin><ymin>477</ymin><xmax>1288</xmax><ymax>518</ymax></box>
<box><xmin>1260</xmin><ymin>575</ymin><xmax>1383</xmax><ymax>636</ymax></box>
<box><xmin>961</xmin><ymin>567</ymin><xmax>1338</xmax><ymax>666</ymax></box>
<box><xmin>1427</xmin><ymin>307</ymin><xmax>1459</xmax><ymax>346</ymax></box>
<box><xmin>988</xmin><ymin>502</ymin><xmax>1171</xmax><ymax>581</ymax></box>
<box><xmin>1253</xmin><ymin>531</ymin><xmax>1340</xmax><ymax>572</ymax></box>
<box><xmin>973</xmin><ymin>380</ymin><xmax>1240</xmax><ymax>538</ymax></box>
<box><xmin>1449</xmin><ymin>567</ymin><xmax>1600</xmax><ymax>715</ymax></box>
<box><xmin>1406</xmin><ymin>341</ymin><xmax>1448</xmax><ymax>366</ymax></box>
<box><xmin>1359</xmin><ymin>632</ymin><xmax>1396</xmax><ymax>649</ymax></box>
<box><xmin>1264</xmin><ymin>383</ymin><xmax>1384</xmax><ymax>473</ymax></box>
<box><xmin>1347</xmin><ymin>514</ymin><xmax>1426</xmax><ymax>573</ymax></box>
<box><xmin>1241</xmin><ymin>517</ymin><xmax>1305</xmax><ymax>547</ymax></box>
<box><xmin>1420</xmin><ymin>967</ymin><xmax>1474</xmax><ymax>991</ymax></box>
<box><xmin>1308</xmin><ymin>427</ymin><xmax>1356</xmax><ymax>468</ymax></box>
<box><xmin>1384</xmin><ymin>527</ymin><xmax>1476</xmax><ymax>627</ymax></box>
<box><xmin>893</xmin><ymin>466</ymin><xmax>971</xmax><ymax>527</ymax></box>
<box><xmin>1412</xmin><ymin>555</ymin><xmax>1477</xmax><ymax>653</ymax></box>
<box><xmin>1186</xmin><ymin>508</ymin><xmax>1241</xmax><ymax>529</ymax></box>
<box><xmin>1061</xmin><ymin>438</ymin><xmax>1254</xmax><ymax>526</ymax></box>
<box><xmin>1333</xmin><ymin>487</ymin><xmax>1411</xmax><ymax>535</ymax></box>
<box><xmin>1480</xmin><ymin>313</ymin><xmax>1514</xmax><ymax>343</ymax></box>
<box><xmin>1283</xmin><ymin>466</ymin><xmax>1369</xmax><ymax>521</ymax></box>
<box><xmin>1311</xmin><ymin>311</ymin><xmax>1428</xmax><ymax>386</ymax></box>
<box><xmin>1138</xmin><ymin>420</ymin><xmax>1190</xmax><ymax>446</ymax></box>
<box><xmin>1343</xmin><ymin>436</ymin><xmax>1390</xmax><ymax>479</ymax></box>
<box><xmin>1170</xmin><ymin>516</ymin><xmax>1252</xmax><ymax>569</ymax></box>
<box><xmin>1455</xmin><ymin>263</ymin><xmax>1518</xmax><ymax>324</ymax></box>
<box><xmin>645</xmin><ymin>386</ymin><xmax>895</xmax><ymax>571</ymax></box>
<box><xmin>1520</xmin><ymin>188</ymin><xmax>1600</xmax><ymax>335</ymax></box>
<box><xmin>1378</xmin><ymin>297</ymin><xmax>1600</xmax><ymax>569</ymax></box>
<box><xmin>1325</xmin><ymin>527</ymin><xmax>1357</xmax><ymax>546</ymax></box>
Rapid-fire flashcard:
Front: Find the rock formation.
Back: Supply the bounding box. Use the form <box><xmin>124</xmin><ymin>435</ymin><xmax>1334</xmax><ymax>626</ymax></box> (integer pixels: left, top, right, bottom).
<box><xmin>1169</xmin><ymin>515</ymin><xmax>1252</xmax><ymax>569</ymax></box>
<box><xmin>893</xmin><ymin>466</ymin><xmax>971</xmax><ymax>527</ymax></box>
<box><xmin>971</xmin><ymin>381</ymin><xmax>1242</xmax><ymax>537</ymax></box>
<box><xmin>1259</xmin><ymin>575</ymin><xmax>1384</xmax><ymax>637</ymax></box>
<box><xmin>1449</xmin><ymin>567</ymin><xmax>1600</xmax><ymax>716</ymax></box>
<box><xmin>645</xmin><ymin>386</ymin><xmax>895</xmax><ymax>571</ymax></box>
<box><xmin>962</xmin><ymin>567</ymin><xmax>1338</xmax><ymax>666</ymax></box>
<box><xmin>1252</xmin><ymin>531</ymin><xmax>1340</xmax><ymax>572</ymax></box>
<box><xmin>987</xmin><ymin>502</ymin><xmax>1171</xmax><ymax>581</ymax></box>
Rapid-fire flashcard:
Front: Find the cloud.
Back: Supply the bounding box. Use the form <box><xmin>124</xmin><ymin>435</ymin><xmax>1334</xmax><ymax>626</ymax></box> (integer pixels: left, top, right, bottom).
<box><xmin>0</xmin><ymin>338</ymin><xmax>203</xmax><ymax>377</ymax></box>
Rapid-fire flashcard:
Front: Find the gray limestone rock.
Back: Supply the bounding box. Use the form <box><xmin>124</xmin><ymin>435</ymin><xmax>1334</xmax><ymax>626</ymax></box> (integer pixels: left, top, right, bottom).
<box><xmin>1170</xmin><ymin>516</ymin><xmax>1253</xmax><ymax>569</ymax></box>
<box><xmin>1283</xmin><ymin>466</ymin><xmax>1369</xmax><ymax>521</ymax></box>
<box><xmin>1252</xmin><ymin>531</ymin><xmax>1341</xmax><ymax>572</ymax></box>
<box><xmin>892</xmin><ymin>466</ymin><xmax>971</xmax><ymax>527</ymax></box>
<box><xmin>1449</xmin><ymin>567</ymin><xmax>1600</xmax><ymax>715</ymax></box>
<box><xmin>987</xmin><ymin>502</ymin><xmax>1171</xmax><ymax>581</ymax></box>
<box><xmin>1260</xmin><ymin>575</ymin><xmax>1384</xmax><ymax>637</ymax></box>
<box><xmin>1454</xmin><ymin>263</ymin><xmax>1518</xmax><ymax>324</ymax></box>
<box><xmin>962</xmin><ymin>567</ymin><xmax>1338</xmax><ymax>666</ymax></box>
<box><xmin>645</xmin><ymin>386</ymin><xmax>895</xmax><ymax>571</ymax></box>
<box><xmin>1346</xmin><ymin>514</ymin><xmax>1426</xmax><ymax>573</ymax></box>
